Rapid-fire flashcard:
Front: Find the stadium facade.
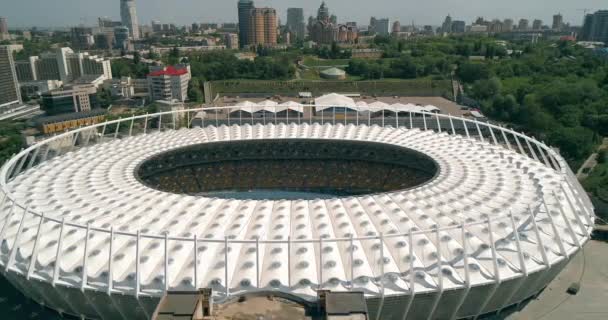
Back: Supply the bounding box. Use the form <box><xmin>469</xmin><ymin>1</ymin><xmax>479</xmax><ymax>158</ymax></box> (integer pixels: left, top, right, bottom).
<box><xmin>0</xmin><ymin>105</ymin><xmax>594</xmax><ymax>319</ymax></box>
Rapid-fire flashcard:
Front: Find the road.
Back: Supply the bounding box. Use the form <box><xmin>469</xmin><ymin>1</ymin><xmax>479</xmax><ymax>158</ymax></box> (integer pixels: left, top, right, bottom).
<box><xmin>576</xmin><ymin>138</ymin><xmax>608</xmax><ymax>179</ymax></box>
<box><xmin>501</xmin><ymin>240</ymin><xmax>608</xmax><ymax>320</ymax></box>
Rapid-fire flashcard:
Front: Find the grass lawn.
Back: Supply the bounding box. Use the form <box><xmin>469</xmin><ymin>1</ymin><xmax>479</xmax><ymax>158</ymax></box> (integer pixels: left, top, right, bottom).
<box><xmin>300</xmin><ymin>69</ymin><xmax>321</xmax><ymax>80</ymax></box>
<box><xmin>302</xmin><ymin>56</ymin><xmax>351</xmax><ymax>67</ymax></box>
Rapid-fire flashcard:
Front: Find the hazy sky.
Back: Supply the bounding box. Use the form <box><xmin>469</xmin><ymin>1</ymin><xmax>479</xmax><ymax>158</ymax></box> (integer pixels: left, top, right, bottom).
<box><xmin>2</xmin><ymin>0</ymin><xmax>605</xmax><ymax>28</ymax></box>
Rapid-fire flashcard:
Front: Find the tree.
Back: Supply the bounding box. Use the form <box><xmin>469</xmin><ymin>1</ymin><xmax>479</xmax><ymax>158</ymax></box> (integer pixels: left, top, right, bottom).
<box><xmin>390</xmin><ymin>57</ymin><xmax>417</xmax><ymax>79</ymax></box>
<box><xmin>188</xmin><ymin>77</ymin><xmax>204</xmax><ymax>103</ymax></box>
<box><xmin>133</xmin><ymin>51</ymin><xmax>141</xmax><ymax>65</ymax></box>
<box><xmin>471</xmin><ymin>77</ymin><xmax>502</xmax><ymax>100</ymax></box>
<box><xmin>457</xmin><ymin>62</ymin><xmax>490</xmax><ymax>83</ymax></box>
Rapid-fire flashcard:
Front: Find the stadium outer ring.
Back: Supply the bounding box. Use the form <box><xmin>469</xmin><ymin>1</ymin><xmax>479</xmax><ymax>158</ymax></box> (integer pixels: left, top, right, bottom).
<box><xmin>0</xmin><ymin>105</ymin><xmax>595</xmax><ymax>320</ymax></box>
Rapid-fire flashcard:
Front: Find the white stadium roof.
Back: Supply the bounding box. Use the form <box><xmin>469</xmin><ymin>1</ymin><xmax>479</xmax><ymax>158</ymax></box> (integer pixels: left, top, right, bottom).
<box><xmin>0</xmin><ymin>104</ymin><xmax>594</xmax><ymax>320</ymax></box>
<box><xmin>2</xmin><ymin>122</ymin><xmax>593</xmax><ymax>303</ymax></box>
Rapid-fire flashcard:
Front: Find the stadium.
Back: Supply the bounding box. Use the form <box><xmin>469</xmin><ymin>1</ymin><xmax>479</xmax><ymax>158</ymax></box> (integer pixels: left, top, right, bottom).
<box><xmin>0</xmin><ymin>103</ymin><xmax>594</xmax><ymax>320</ymax></box>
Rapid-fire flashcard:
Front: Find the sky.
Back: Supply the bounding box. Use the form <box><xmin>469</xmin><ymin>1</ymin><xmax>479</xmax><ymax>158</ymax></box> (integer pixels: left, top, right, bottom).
<box><xmin>1</xmin><ymin>0</ymin><xmax>606</xmax><ymax>28</ymax></box>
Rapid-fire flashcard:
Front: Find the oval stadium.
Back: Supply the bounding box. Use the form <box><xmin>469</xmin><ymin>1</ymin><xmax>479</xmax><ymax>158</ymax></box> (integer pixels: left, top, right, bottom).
<box><xmin>0</xmin><ymin>105</ymin><xmax>594</xmax><ymax>320</ymax></box>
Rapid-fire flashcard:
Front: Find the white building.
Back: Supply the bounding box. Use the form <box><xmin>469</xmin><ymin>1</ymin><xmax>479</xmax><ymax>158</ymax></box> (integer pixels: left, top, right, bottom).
<box><xmin>15</xmin><ymin>48</ymin><xmax>113</xmax><ymax>84</ymax></box>
<box><xmin>147</xmin><ymin>65</ymin><xmax>191</xmax><ymax>102</ymax></box>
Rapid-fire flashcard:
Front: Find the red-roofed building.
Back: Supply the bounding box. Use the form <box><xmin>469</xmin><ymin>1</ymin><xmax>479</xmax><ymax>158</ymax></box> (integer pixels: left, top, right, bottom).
<box><xmin>147</xmin><ymin>64</ymin><xmax>191</xmax><ymax>102</ymax></box>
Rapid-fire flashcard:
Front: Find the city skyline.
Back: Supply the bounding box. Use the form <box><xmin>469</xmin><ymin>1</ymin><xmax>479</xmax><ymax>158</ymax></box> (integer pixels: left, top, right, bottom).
<box><xmin>1</xmin><ymin>0</ymin><xmax>606</xmax><ymax>28</ymax></box>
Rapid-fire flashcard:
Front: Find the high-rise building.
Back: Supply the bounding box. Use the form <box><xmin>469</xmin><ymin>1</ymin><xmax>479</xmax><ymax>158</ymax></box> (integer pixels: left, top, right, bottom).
<box><xmin>532</xmin><ymin>19</ymin><xmax>543</xmax><ymax>30</ymax></box>
<box><xmin>318</xmin><ymin>2</ymin><xmax>330</xmax><ymax>21</ymax></box>
<box><xmin>287</xmin><ymin>8</ymin><xmax>306</xmax><ymax>40</ymax></box>
<box><xmin>0</xmin><ymin>17</ymin><xmax>9</xmax><ymax>41</ymax></box>
<box><xmin>374</xmin><ymin>18</ymin><xmax>390</xmax><ymax>36</ymax></box>
<box><xmin>120</xmin><ymin>0</ymin><xmax>140</xmax><ymax>40</ymax></box>
<box><xmin>151</xmin><ymin>20</ymin><xmax>162</xmax><ymax>33</ymax></box>
<box><xmin>451</xmin><ymin>21</ymin><xmax>466</xmax><ymax>33</ymax></box>
<box><xmin>552</xmin><ymin>14</ymin><xmax>564</xmax><ymax>31</ymax></box>
<box><xmin>114</xmin><ymin>26</ymin><xmax>130</xmax><ymax>50</ymax></box>
<box><xmin>248</xmin><ymin>8</ymin><xmax>277</xmax><ymax>46</ymax></box>
<box><xmin>518</xmin><ymin>19</ymin><xmax>529</xmax><ymax>30</ymax></box>
<box><xmin>94</xmin><ymin>32</ymin><xmax>115</xmax><ymax>50</ymax></box>
<box><xmin>581</xmin><ymin>10</ymin><xmax>608</xmax><ymax>43</ymax></box>
<box><xmin>441</xmin><ymin>15</ymin><xmax>453</xmax><ymax>33</ymax></box>
<box><xmin>71</xmin><ymin>26</ymin><xmax>95</xmax><ymax>50</ymax></box>
<box><xmin>392</xmin><ymin>21</ymin><xmax>401</xmax><ymax>34</ymax></box>
<box><xmin>98</xmin><ymin>17</ymin><xmax>122</xmax><ymax>29</ymax></box>
<box><xmin>0</xmin><ymin>46</ymin><xmax>22</xmax><ymax>110</ymax></box>
<box><xmin>238</xmin><ymin>0</ymin><xmax>255</xmax><ymax>48</ymax></box>
<box><xmin>503</xmin><ymin>19</ymin><xmax>514</xmax><ymax>32</ymax></box>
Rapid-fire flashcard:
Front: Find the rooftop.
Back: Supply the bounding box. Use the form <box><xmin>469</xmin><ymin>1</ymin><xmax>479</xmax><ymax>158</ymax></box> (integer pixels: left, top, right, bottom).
<box><xmin>148</xmin><ymin>65</ymin><xmax>189</xmax><ymax>77</ymax></box>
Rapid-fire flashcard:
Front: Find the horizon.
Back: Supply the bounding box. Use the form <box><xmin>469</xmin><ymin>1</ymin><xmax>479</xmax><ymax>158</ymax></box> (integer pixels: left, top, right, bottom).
<box><xmin>1</xmin><ymin>0</ymin><xmax>606</xmax><ymax>29</ymax></box>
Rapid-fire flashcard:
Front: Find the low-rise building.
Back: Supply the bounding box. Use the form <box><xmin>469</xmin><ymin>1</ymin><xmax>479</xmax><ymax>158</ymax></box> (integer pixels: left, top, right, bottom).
<box><xmin>20</xmin><ymin>80</ymin><xmax>63</xmax><ymax>98</ymax></box>
<box><xmin>147</xmin><ymin>65</ymin><xmax>191</xmax><ymax>102</ymax></box>
<box><xmin>41</xmin><ymin>85</ymin><xmax>98</xmax><ymax>115</ymax></box>
<box><xmin>320</xmin><ymin>67</ymin><xmax>347</xmax><ymax>80</ymax></box>
<box><xmin>33</xmin><ymin>109</ymin><xmax>106</xmax><ymax>135</ymax></box>
<box><xmin>351</xmin><ymin>49</ymin><xmax>383</xmax><ymax>59</ymax></box>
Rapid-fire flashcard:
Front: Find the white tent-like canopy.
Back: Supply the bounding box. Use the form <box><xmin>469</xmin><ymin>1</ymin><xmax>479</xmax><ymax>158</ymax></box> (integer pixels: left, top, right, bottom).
<box><xmin>257</xmin><ymin>100</ymin><xmax>279</xmax><ymax>112</ymax></box>
<box><xmin>315</xmin><ymin>93</ymin><xmax>357</xmax><ymax>112</ymax></box>
<box><xmin>278</xmin><ymin>101</ymin><xmax>305</xmax><ymax>113</ymax></box>
<box><xmin>355</xmin><ymin>101</ymin><xmax>370</xmax><ymax>112</ymax></box>
<box><xmin>231</xmin><ymin>101</ymin><xmax>260</xmax><ymax>113</ymax></box>
<box><xmin>368</xmin><ymin>101</ymin><xmax>390</xmax><ymax>110</ymax></box>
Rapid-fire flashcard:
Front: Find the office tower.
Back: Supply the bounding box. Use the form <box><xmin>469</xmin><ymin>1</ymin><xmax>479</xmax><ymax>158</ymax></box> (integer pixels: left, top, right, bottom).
<box><xmin>71</xmin><ymin>26</ymin><xmax>95</xmax><ymax>50</ymax></box>
<box><xmin>94</xmin><ymin>32</ymin><xmax>115</xmax><ymax>50</ymax></box>
<box><xmin>238</xmin><ymin>0</ymin><xmax>255</xmax><ymax>48</ymax></box>
<box><xmin>503</xmin><ymin>19</ymin><xmax>514</xmax><ymax>32</ymax></box>
<box><xmin>489</xmin><ymin>19</ymin><xmax>504</xmax><ymax>32</ymax></box>
<box><xmin>518</xmin><ymin>19</ymin><xmax>529</xmax><ymax>30</ymax></box>
<box><xmin>287</xmin><ymin>8</ymin><xmax>306</xmax><ymax>40</ymax></box>
<box><xmin>552</xmin><ymin>14</ymin><xmax>563</xmax><ymax>31</ymax></box>
<box><xmin>452</xmin><ymin>21</ymin><xmax>466</xmax><ymax>33</ymax></box>
<box><xmin>374</xmin><ymin>18</ymin><xmax>390</xmax><ymax>36</ymax></box>
<box><xmin>120</xmin><ymin>0</ymin><xmax>140</xmax><ymax>40</ymax></box>
<box><xmin>151</xmin><ymin>20</ymin><xmax>162</xmax><ymax>33</ymax></box>
<box><xmin>248</xmin><ymin>8</ymin><xmax>277</xmax><ymax>46</ymax></box>
<box><xmin>98</xmin><ymin>17</ymin><xmax>122</xmax><ymax>29</ymax></box>
<box><xmin>263</xmin><ymin>8</ymin><xmax>277</xmax><ymax>45</ymax></box>
<box><xmin>0</xmin><ymin>46</ymin><xmax>22</xmax><ymax>110</ymax></box>
<box><xmin>532</xmin><ymin>19</ymin><xmax>543</xmax><ymax>30</ymax></box>
<box><xmin>581</xmin><ymin>11</ymin><xmax>608</xmax><ymax>43</ymax></box>
<box><xmin>392</xmin><ymin>21</ymin><xmax>401</xmax><ymax>34</ymax></box>
<box><xmin>369</xmin><ymin>17</ymin><xmax>377</xmax><ymax>34</ymax></box>
<box><xmin>441</xmin><ymin>15</ymin><xmax>453</xmax><ymax>33</ymax></box>
<box><xmin>0</xmin><ymin>17</ymin><xmax>9</xmax><ymax>40</ymax></box>
<box><xmin>114</xmin><ymin>26</ymin><xmax>130</xmax><ymax>49</ymax></box>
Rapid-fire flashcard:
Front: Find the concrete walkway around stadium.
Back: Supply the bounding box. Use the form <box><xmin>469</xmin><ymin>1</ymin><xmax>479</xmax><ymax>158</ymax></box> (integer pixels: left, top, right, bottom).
<box><xmin>501</xmin><ymin>240</ymin><xmax>608</xmax><ymax>320</ymax></box>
